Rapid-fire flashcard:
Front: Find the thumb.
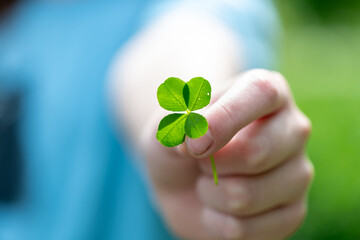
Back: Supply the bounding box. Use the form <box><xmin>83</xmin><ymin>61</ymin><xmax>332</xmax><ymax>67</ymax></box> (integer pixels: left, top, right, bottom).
<box><xmin>185</xmin><ymin>129</ymin><xmax>214</xmax><ymax>158</ymax></box>
<box><xmin>185</xmin><ymin>70</ymin><xmax>288</xmax><ymax>158</ymax></box>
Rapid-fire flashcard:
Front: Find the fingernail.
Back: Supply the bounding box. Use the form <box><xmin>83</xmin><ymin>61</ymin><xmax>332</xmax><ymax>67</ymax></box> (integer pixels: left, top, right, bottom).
<box><xmin>186</xmin><ymin>130</ymin><xmax>213</xmax><ymax>156</ymax></box>
<box><xmin>228</xmin><ymin>200</ymin><xmax>245</xmax><ymax>211</ymax></box>
<box><xmin>224</xmin><ymin>217</ymin><xmax>243</xmax><ymax>239</ymax></box>
<box><xmin>227</xmin><ymin>184</ymin><xmax>247</xmax><ymax>211</ymax></box>
<box><xmin>228</xmin><ymin>185</ymin><xmax>244</xmax><ymax>196</ymax></box>
<box><xmin>203</xmin><ymin>208</ymin><xmax>243</xmax><ymax>239</ymax></box>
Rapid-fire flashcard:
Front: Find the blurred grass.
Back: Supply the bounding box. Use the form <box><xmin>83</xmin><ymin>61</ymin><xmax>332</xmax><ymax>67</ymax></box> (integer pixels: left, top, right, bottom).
<box><xmin>276</xmin><ymin>2</ymin><xmax>360</xmax><ymax>239</ymax></box>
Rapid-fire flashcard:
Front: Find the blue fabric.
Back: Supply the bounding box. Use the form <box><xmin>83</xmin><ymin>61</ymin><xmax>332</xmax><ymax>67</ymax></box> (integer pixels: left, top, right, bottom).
<box><xmin>0</xmin><ymin>0</ymin><xmax>278</xmax><ymax>239</ymax></box>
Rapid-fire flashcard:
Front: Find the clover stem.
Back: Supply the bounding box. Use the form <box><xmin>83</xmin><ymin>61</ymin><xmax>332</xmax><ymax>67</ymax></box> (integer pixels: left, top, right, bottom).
<box><xmin>210</xmin><ymin>154</ymin><xmax>218</xmax><ymax>185</ymax></box>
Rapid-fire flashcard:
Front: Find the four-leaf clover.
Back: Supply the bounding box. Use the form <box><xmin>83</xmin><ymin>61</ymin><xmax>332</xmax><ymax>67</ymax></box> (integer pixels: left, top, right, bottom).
<box><xmin>156</xmin><ymin>77</ymin><xmax>211</xmax><ymax>147</ymax></box>
<box><xmin>156</xmin><ymin>76</ymin><xmax>218</xmax><ymax>185</ymax></box>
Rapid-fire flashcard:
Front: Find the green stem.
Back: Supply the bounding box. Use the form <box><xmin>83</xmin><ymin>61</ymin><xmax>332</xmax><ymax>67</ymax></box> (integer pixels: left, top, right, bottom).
<box><xmin>210</xmin><ymin>154</ymin><xmax>218</xmax><ymax>185</ymax></box>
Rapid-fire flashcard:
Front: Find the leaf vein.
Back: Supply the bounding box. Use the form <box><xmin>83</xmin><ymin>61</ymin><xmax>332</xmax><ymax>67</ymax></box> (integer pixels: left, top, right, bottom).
<box><xmin>188</xmin><ymin>114</ymin><xmax>201</xmax><ymax>136</ymax></box>
<box><xmin>164</xmin><ymin>83</ymin><xmax>187</xmax><ymax>110</ymax></box>
<box><xmin>160</xmin><ymin>115</ymin><xmax>187</xmax><ymax>142</ymax></box>
<box><xmin>189</xmin><ymin>79</ymin><xmax>205</xmax><ymax>110</ymax></box>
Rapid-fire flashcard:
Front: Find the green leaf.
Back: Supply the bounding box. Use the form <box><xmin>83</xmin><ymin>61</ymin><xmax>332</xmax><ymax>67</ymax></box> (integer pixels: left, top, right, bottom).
<box><xmin>185</xmin><ymin>112</ymin><xmax>208</xmax><ymax>138</ymax></box>
<box><xmin>186</xmin><ymin>77</ymin><xmax>211</xmax><ymax>111</ymax></box>
<box><xmin>182</xmin><ymin>84</ymin><xmax>190</xmax><ymax>108</ymax></box>
<box><xmin>156</xmin><ymin>113</ymin><xmax>187</xmax><ymax>147</ymax></box>
<box><xmin>157</xmin><ymin>77</ymin><xmax>187</xmax><ymax>111</ymax></box>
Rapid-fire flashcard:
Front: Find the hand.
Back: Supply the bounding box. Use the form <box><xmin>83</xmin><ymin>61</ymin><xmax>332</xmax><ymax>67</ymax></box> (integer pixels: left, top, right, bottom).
<box><xmin>142</xmin><ymin>69</ymin><xmax>314</xmax><ymax>240</ymax></box>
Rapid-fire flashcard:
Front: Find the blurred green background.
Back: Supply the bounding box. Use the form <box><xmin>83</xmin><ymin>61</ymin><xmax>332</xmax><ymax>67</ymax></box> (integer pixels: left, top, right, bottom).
<box><xmin>275</xmin><ymin>0</ymin><xmax>360</xmax><ymax>239</ymax></box>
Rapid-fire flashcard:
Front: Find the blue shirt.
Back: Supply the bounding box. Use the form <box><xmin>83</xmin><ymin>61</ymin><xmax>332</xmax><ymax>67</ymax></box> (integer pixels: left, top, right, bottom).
<box><xmin>0</xmin><ymin>0</ymin><xmax>279</xmax><ymax>239</ymax></box>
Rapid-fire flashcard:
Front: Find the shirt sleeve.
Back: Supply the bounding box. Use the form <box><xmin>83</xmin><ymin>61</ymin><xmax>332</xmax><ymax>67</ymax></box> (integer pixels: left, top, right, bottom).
<box><xmin>141</xmin><ymin>0</ymin><xmax>281</xmax><ymax>70</ymax></box>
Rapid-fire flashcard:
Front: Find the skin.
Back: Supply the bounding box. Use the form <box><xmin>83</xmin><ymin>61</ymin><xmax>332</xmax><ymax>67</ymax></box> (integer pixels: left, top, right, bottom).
<box><xmin>109</xmin><ymin>7</ymin><xmax>314</xmax><ymax>240</ymax></box>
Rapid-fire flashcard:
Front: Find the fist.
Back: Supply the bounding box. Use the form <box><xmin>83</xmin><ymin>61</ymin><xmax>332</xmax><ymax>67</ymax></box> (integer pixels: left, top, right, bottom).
<box><xmin>142</xmin><ymin>69</ymin><xmax>314</xmax><ymax>240</ymax></box>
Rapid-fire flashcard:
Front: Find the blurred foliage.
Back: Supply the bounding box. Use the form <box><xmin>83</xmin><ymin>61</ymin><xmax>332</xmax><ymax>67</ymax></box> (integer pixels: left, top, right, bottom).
<box><xmin>274</xmin><ymin>0</ymin><xmax>360</xmax><ymax>239</ymax></box>
<box><xmin>303</xmin><ymin>0</ymin><xmax>360</xmax><ymax>23</ymax></box>
<box><xmin>275</xmin><ymin>0</ymin><xmax>360</xmax><ymax>26</ymax></box>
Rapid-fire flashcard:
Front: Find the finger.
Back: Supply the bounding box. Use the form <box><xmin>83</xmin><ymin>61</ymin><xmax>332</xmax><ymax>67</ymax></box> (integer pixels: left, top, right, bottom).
<box><xmin>198</xmin><ymin>106</ymin><xmax>311</xmax><ymax>175</ymax></box>
<box><xmin>202</xmin><ymin>199</ymin><xmax>307</xmax><ymax>240</ymax></box>
<box><xmin>186</xmin><ymin>69</ymin><xmax>290</xmax><ymax>158</ymax></box>
<box><xmin>197</xmin><ymin>154</ymin><xmax>314</xmax><ymax>217</ymax></box>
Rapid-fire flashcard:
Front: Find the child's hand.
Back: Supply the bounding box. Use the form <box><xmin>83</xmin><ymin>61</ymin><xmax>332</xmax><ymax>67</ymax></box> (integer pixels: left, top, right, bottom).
<box><xmin>143</xmin><ymin>69</ymin><xmax>313</xmax><ymax>240</ymax></box>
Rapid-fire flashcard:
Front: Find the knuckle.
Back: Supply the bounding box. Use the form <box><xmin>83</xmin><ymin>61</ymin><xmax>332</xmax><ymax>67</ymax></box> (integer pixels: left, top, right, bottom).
<box><xmin>236</xmin><ymin>137</ymin><xmax>267</xmax><ymax>174</ymax></box>
<box><xmin>272</xmin><ymin>71</ymin><xmax>289</xmax><ymax>88</ymax></box>
<box><xmin>247</xmin><ymin>69</ymin><xmax>281</xmax><ymax>106</ymax></box>
<box><xmin>246</xmin><ymin>149</ymin><xmax>267</xmax><ymax>174</ymax></box>
<box><xmin>301</xmin><ymin>160</ymin><xmax>315</xmax><ymax>186</ymax></box>
<box><xmin>297</xmin><ymin>112</ymin><xmax>312</xmax><ymax>139</ymax></box>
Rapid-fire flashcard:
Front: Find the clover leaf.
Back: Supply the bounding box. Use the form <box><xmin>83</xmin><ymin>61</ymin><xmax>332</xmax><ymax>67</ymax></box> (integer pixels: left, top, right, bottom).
<box><xmin>187</xmin><ymin>77</ymin><xmax>211</xmax><ymax>111</ymax></box>
<box><xmin>157</xmin><ymin>113</ymin><xmax>187</xmax><ymax>147</ymax></box>
<box><xmin>157</xmin><ymin>77</ymin><xmax>188</xmax><ymax>111</ymax></box>
<box><xmin>156</xmin><ymin>77</ymin><xmax>218</xmax><ymax>185</ymax></box>
<box><xmin>156</xmin><ymin>77</ymin><xmax>211</xmax><ymax>146</ymax></box>
<box><xmin>185</xmin><ymin>112</ymin><xmax>208</xmax><ymax>138</ymax></box>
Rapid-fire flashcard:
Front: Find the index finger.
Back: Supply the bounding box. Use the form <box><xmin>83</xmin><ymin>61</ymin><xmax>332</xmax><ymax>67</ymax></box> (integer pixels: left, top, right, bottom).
<box><xmin>185</xmin><ymin>69</ymin><xmax>290</xmax><ymax>158</ymax></box>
